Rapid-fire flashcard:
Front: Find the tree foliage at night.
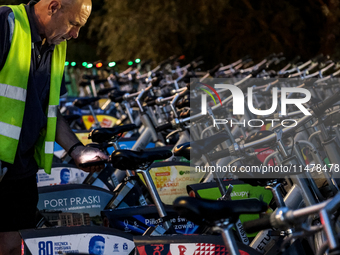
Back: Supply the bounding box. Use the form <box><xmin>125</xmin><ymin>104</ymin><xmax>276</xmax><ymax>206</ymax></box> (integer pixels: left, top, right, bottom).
<box><xmin>89</xmin><ymin>0</ymin><xmax>340</xmax><ymax>66</ymax></box>
<box><xmin>1</xmin><ymin>0</ymin><xmax>340</xmax><ymax>66</ymax></box>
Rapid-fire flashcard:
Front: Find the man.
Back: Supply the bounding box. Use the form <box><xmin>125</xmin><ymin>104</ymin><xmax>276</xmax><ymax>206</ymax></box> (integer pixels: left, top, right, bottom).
<box><xmin>59</xmin><ymin>168</ymin><xmax>70</xmax><ymax>184</ymax></box>
<box><xmin>88</xmin><ymin>235</ymin><xmax>105</xmax><ymax>255</ymax></box>
<box><xmin>0</xmin><ymin>0</ymin><xmax>107</xmax><ymax>253</ymax></box>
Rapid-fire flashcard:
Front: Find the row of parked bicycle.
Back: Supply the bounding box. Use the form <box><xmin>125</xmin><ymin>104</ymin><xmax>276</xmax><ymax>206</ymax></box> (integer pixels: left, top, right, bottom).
<box><xmin>20</xmin><ymin>53</ymin><xmax>340</xmax><ymax>255</ymax></box>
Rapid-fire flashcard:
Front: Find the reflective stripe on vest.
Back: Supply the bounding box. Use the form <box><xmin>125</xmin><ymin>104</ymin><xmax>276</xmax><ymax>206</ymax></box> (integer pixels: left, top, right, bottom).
<box><xmin>0</xmin><ymin>122</ymin><xmax>21</xmax><ymax>140</ymax></box>
<box><xmin>45</xmin><ymin>141</ymin><xmax>54</xmax><ymax>154</ymax></box>
<box><xmin>48</xmin><ymin>105</ymin><xmax>58</xmax><ymax>118</ymax></box>
<box><xmin>0</xmin><ymin>4</ymin><xmax>66</xmax><ymax>173</ymax></box>
<box><xmin>0</xmin><ymin>83</ymin><xmax>26</xmax><ymax>102</ymax></box>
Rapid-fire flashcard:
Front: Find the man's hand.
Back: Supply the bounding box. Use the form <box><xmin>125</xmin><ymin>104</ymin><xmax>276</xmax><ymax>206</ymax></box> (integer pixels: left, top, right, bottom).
<box><xmin>70</xmin><ymin>146</ymin><xmax>109</xmax><ymax>173</ymax></box>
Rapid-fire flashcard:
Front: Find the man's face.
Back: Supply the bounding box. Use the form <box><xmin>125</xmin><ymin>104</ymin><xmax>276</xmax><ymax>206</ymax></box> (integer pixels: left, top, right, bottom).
<box><xmin>45</xmin><ymin>0</ymin><xmax>92</xmax><ymax>45</ymax></box>
<box><xmin>90</xmin><ymin>241</ymin><xmax>105</xmax><ymax>255</ymax></box>
<box><xmin>61</xmin><ymin>171</ymin><xmax>70</xmax><ymax>182</ymax></box>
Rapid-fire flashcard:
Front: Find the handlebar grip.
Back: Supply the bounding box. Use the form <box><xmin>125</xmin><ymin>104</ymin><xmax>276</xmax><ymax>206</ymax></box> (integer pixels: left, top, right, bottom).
<box><xmin>291</xmin><ymin>56</ymin><xmax>300</xmax><ymax>64</ymax></box>
<box><xmin>79</xmin><ymin>160</ymin><xmax>108</xmax><ymax>168</ymax></box>
<box><xmin>113</xmin><ymin>95</ymin><xmax>124</xmax><ymax>103</ymax></box>
<box><xmin>311</xmin><ymin>90</ymin><xmax>340</xmax><ymax>117</ymax></box>
<box><xmin>159</xmin><ymin>55</ymin><xmax>176</xmax><ymax>67</ymax></box>
<box><xmin>82</xmin><ymin>75</ymin><xmax>99</xmax><ymax>80</ymax></box>
<box><xmin>251</xmin><ymin>63</ymin><xmax>266</xmax><ymax>77</ymax></box>
<box><xmin>241</xmin><ymin>55</ymin><xmax>250</xmax><ymax>61</ymax></box>
<box><xmin>208</xmin><ymin>148</ymin><xmax>230</xmax><ymax>162</ymax></box>
<box><xmin>141</xmin><ymin>59</ymin><xmax>152</xmax><ymax>68</ymax></box>
<box><xmin>151</xmin><ymin>77</ymin><xmax>161</xmax><ymax>87</ymax></box>
<box><xmin>96</xmin><ymin>79</ymin><xmax>109</xmax><ymax>83</ymax></box>
<box><xmin>146</xmin><ymin>100</ymin><xmax>156</xmax><ymax>106</ymax></box>
<box><xmin>312</xmin><ymin>53</ymin><xmax>324</xmax><ymax>63</ymax></box>
<box><xmin>243</xmin><ymin>216</ymin><xmax>272</xmax><ymax>234</ymax></box>
<box><xmin>209</xmin><ymin>63</ymin><xmax>223</xmax><ymax>76</ymax></box>
<box><xmin>97</xmin><ymin>87</ymin><xmax>116</xmax><ymax>96</ymax></box>
<box><xmin>193</xmin><ymin>56</ymin><xmax>203</xmax><ymax>63</ymax></box>
<box><xmin>155</xmin><ymin>122</ymin><xmax>172</xmax><ymax>132</ymax></box>
<box><xmin>79</xmin><ymin>81</ymin><xmax>90</xmax><ymax>87</ymax></box>
<box><xmin>130</xmin><ymin>101</ymin><xmax>138</xmax><ymax>108</ymax></box>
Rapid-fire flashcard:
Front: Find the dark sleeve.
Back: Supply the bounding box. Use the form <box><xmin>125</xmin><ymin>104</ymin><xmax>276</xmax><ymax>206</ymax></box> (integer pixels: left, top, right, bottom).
<box><xmin>0</xmin><ymin>7</ymin><xmax>13</xmax><ymax>71</ymax></box>
<box><xmin>60</xmin><ymin>72</ymin><xmax>67</xmax><ymax>96</ymax></box>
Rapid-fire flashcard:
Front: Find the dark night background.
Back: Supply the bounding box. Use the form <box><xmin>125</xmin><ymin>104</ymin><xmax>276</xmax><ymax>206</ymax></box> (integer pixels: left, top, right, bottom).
<box><xmin>2</xmin><ymin>0</ymin><xmax>340</xmax><ymax>69</ymax></box>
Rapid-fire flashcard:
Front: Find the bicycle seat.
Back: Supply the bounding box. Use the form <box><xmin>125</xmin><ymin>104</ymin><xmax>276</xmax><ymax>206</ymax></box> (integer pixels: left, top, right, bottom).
<box><xmin>73</xmin><ymin>97</ymin><xmax>100</xmax><ymax>108</ymax></box>
<box><xmin>190</xmin><ymin>132</ymin><xmax>229</xmax><ymax>159</ymax></box>
<box><xmin>111</xmin><ymin>149</ymin><xmax>173</xmax><ymax>170</ymax></box>
<box><xmin>89</xmin><ymin>124</ymin><xmax>137</xmax><ymax>143</ymax></box>
<box><xmin>173</xmin><ymin>142</ymin><xmax>191</xmax><ymax>160</ymax></box>
<box><xmin>173</xmin><ymin>197</ymin><xmax>268</xmax><ymax>225</ymax></box>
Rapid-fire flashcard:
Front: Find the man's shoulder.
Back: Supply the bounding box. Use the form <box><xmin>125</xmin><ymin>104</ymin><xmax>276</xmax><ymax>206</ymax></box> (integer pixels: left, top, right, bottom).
<box><xmin>0</xmin><ymin>6</ymin><xmax>13</xmax><ymax>17</ymax></box>
<box><xmin>0</xmin><ymin>6</ymin><xmax>14</xmax><ymax>27</ymax></box>
<box><xmin>0</xmin><ymin>6</ymin><xmax>14</xmax><ymax>70</ymax></box>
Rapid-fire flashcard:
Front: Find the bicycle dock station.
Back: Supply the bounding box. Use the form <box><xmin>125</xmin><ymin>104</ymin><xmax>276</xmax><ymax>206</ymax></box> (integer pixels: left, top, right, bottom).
<box><xmin>19</xmin><ymin>58</ymin><xmax>340</xmax><ymax>255</ymax></box>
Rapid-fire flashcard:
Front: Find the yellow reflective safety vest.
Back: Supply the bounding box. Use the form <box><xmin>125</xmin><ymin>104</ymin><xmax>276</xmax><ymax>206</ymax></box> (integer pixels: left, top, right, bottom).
<box><xmin>0</xmin><ymin>4</ymin><xmax>66</xmax><ymax>174</ymax></box>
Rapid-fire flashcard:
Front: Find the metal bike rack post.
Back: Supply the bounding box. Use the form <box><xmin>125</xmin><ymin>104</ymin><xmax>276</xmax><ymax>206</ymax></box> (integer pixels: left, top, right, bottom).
<box><xmin>136</xmin><ymin>165</ymin><xmax>173</xmax><ymax>234</ymax></box>
<box><xmin>213</xmin><ymin>220</ymin><xmax>241</xmax><ymax>255</ymax></box>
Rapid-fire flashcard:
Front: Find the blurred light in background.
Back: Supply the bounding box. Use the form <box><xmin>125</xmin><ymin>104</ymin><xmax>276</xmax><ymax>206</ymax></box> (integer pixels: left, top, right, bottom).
<box><xmin>87</xmin><ymin>63</ymin><xmax>93</xmax><ymax>68</ymax></box>
<box><xmin>65</xmin><ymin>61</ymin><xmax>69</xmax><ymax>66</ymax></box>
<box><xmin>135</xmin><ymin>58</ymin><xmax>141</xmax><ymax>63</ymax></box>
<box><xmin>128</xmin><ymin>61</ymin><xmax>133</xmax><ymax>66</ymax></box>
<box><xmin>71</xmin><ymin>62</ymin><xmax>76</xmax><ymax>67</ymax></box>
<box><xmin>82</xmin><ymin>62</ymin><xmax>87</xmax><ymax>67</ymax></box>
<box><xmin>96</xmin><ymin>62</ymin><xmax>103</xmax><ymax>68</ymax></box>
<box><xmin>108</xmin><ymin>62</ymin><xmax>116</xmax><ymax>67</ymax></box>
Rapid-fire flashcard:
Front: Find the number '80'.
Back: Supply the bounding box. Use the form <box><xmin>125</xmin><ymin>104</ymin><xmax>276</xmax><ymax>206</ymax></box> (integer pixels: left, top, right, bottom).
<box><xmin>38</xmin><ymin>241</ymin><xmax>53</xmax><ymax>255</ymax></box>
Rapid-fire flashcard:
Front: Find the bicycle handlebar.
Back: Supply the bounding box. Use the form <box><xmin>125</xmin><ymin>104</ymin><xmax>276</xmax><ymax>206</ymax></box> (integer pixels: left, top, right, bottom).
<box><xmin>311</xmin><ymin>90</ymin><xmax>340</xmax><ymax>117</ymax></box>
<box><xmin>97</xmin><ymin>87</ymin><xmax>116</xmax><ymax>96</ymax></box>
<box><xmin>209</xmin><ymin>63</ymin><xmax>223</xmax><ymax>76</ymax></box>
<box><xmin>82</xmin><ymin>75</ymin><xmax>99</xmax><ymax>80</ymax></box>
<box><xmin>243</xmin><ymin>216</ymin><xmax>272</xmax><ymax>234</ymax></box>
<box><xmin>146</xmin><ymin>99</ymin><xmax>156</xmax><ymax>107</ymax></box>
<box><xmin>244</xmin><ymin>196</ymin><xmax>334</xmax><ymax>234</ymax></box>
<box><xmin>208</xmin><ymin>148</ymin><xmax>230</xmax><ymax>162</ymax></box>
<box><xmin>155</xmin><ymin>122</ymin><xmax>173</xmax><ymax>132</ymax></box>
<box><xmin>241</xmin><ymin>114</ymin><xmax>313</xmax><ymax>151</ymax></box>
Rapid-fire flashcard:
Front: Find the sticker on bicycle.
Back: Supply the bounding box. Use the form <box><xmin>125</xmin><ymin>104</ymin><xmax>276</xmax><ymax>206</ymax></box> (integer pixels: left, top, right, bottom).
<box><xmin>24</xmin><ymin>234</ymin><xmax>133</xmax><ymax>255</ymax></box>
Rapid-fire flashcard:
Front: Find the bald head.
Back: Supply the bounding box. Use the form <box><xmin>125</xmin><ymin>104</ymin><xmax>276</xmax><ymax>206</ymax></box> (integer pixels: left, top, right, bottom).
<box><xmin>59</xmin><ymin>0</ymin><xmax>91</xmax><ymax>13</ymax></box>
<box><xmin>34</xmin><ymin>0</ymin><xmax>92</xmax><ymax>45</ymax></box>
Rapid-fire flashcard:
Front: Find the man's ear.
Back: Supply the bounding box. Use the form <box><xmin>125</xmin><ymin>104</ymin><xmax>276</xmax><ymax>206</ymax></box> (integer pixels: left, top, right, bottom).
<box><xmin>48</xmin><ymin>0</ymin><xmax>61</xmax><ymax>16</ymax></box>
